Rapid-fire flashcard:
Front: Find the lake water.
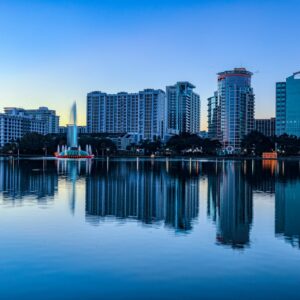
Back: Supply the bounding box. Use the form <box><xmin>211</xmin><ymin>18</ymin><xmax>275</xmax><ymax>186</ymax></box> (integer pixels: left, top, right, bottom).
<box><xmin>0</xmin><ymin>158</ymin><xmax>300</xmax><ymax>299</ymax></box>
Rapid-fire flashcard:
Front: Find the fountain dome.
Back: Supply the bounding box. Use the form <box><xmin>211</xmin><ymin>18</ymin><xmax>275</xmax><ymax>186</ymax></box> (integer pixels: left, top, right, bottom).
<box><xmin>56</xmin><ymin>148</ymin><xmax>93</xmax><ymax>159</ymax></box>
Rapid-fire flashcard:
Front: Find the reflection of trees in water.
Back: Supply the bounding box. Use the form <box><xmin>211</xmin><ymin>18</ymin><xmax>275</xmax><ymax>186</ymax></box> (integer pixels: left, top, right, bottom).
<box><xmin>243</xmin><ymin>160</ymin><xmax>300</xmax><ymax>193</ymax></box>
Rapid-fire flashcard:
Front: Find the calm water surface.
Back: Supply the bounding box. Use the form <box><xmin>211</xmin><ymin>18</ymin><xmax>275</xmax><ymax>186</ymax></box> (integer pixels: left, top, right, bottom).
<box><xmin>0</xmin><ymin>158</ymin><xmax>300</xmax><ymax>299</ymax></box>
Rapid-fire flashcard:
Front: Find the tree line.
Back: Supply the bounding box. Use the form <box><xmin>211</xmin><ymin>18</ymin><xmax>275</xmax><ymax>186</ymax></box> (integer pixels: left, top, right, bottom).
<box><xmin>0</xmin><ymin>133</ymin><xmax>117</xmax><ymax>156</ymax></box>
<box><xmin>0</xmin><ymin>131</ymin><xmax>300</xmax><ymax>156</ymax></box>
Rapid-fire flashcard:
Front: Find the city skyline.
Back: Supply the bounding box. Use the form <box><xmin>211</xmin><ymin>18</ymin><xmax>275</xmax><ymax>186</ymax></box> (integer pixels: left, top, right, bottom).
<box><xmin>1</xmin><ymin>0</ymin><xmax>300</xmax><ymax>128</ymax></box>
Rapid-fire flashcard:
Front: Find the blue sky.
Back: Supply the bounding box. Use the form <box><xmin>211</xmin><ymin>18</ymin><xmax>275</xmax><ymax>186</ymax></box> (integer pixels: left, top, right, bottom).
<box><xmin>0</xmin><ymin>0</ymin><xmax>299</xmax><ymax>127</ymax></box>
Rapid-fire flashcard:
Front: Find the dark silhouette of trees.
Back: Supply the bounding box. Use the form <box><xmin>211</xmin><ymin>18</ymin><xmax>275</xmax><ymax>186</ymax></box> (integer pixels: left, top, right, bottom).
<box><xmin>276</xmin><ymin>134</ymin><xmax>300</xmax><ymax>156</ymax></box>
<box><xmin>166</xmin><ymin>133</ymin><xmax>221</xmax><ymax>155</ymax></box>
<box><xmin>139</xmin><ymin>140</ymin><xmax>162</xmax><ymax>155</ymax></box>
<box><xmin>79</xmin><ymin>135</ymin><xmax>117</xmax><ymax>156</ymax></box>
<box><xmin>1</xmin><ymin>131</ymin><xmax>300</xmax><ymax>157</ymax></box>
<box><xmin>241</xmin><ymin>131</ymin><xmax>275</xmax><ymax>156</ymax></box>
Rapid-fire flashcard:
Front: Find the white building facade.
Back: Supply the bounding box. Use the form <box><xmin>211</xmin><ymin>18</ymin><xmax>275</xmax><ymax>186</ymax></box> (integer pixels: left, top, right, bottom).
<box><xmin>0</xmin><ymin>113</ymin><xmax>45</xmax><ymax>147</ymax></box>
<box><xmin>4</xmin><ymin>107</ymin><xmax>59</xmax><ymax>134</ymax></box>
<box><xmin>87</xmin><ymin>89</ymin><xmax>166</xmax><ymax>141</ymax></box>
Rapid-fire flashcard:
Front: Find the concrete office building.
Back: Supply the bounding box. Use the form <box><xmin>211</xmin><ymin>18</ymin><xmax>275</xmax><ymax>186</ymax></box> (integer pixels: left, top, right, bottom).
<box><xmin>255</xmin><ymin>118</ymin><xmax>276</xmax><ymax>137</ymax></box>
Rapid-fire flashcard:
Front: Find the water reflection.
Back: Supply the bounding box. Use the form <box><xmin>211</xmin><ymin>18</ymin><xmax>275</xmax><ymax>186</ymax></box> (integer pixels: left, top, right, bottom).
<box><xmin>208</xmin><ymin>162</ymin><xmax>253</xmax><ymax>249</ymax></box>
<box><xmin>275</xmin><ymin>180</ymin><xmax>300</xmax><ymax>248</ymax></box>
<box><xmin>85</xmin><ymin>160</ymin><xmax>199</xmax><ymax>232</ymax></box>
<box><xmin>57</xmin><ymin>159</ymin><xmax>91</xmax><ymax>214</ymax></box>
<box><xmin>0</xmin><ymin>158</ymin><xmax>300</xmax><ymax>249</ymax></box>
<box><xmin>0</xmin><ymin>159</ymin><xmax>58</xmax><ymax>202</ymax></box>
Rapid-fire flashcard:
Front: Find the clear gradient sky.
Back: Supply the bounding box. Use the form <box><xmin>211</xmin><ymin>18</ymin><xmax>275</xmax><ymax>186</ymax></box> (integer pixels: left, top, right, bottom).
<box><xmin>0</xmin><ymin>0</ymin><xmax>299</xmax><ymax>128</ymax></box>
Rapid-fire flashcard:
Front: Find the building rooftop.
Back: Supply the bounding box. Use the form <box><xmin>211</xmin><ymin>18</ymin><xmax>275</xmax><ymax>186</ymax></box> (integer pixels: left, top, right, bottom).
<box><xmin>293</xmin><ymin>71</ymin><xmax>300</xmax><ymax>79</ymax></box>
<box><xmin>218</xmin><ymin>68</ymin><xmax>253</xmax><ymax>78</ymax></box>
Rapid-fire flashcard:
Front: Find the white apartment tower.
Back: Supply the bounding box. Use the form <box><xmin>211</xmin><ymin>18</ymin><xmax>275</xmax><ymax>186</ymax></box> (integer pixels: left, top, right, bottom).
<box><xmin>166</xmin><ymin>82</ymin><xmax>200</xmax><ymax>134</ymax></box>
<box><xmin>87</xmin><ymin>89</ymin><xmax>166</xmax><ymax>141</ymax></box>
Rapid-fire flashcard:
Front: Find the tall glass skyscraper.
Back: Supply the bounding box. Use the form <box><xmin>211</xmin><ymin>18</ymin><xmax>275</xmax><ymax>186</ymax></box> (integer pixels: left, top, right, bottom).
<box><xmin>208</xmin><ymin>68</ymin><xmax>254</xmax><ymax>152</ymax></box>
<box><xmin>276</xmin><ymin>72</ymin><xmax>300</xmax><ymax>137</ymax></box>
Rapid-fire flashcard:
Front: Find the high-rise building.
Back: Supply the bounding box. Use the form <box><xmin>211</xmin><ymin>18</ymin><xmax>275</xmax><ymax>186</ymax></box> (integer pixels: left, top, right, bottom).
<box><xmin>4</xmin><ymin>107</ymin><xmax>59</xmax><ymax>134</ymax></box>
<box><xmin>87</xmin><ymin>91</ymin><xmax>140</xmax><ymax>134</ymax></box>
<box><xmin>276</xmin><ymin>82</ymin><xmax>286</xmax><ymax>136</ymax></box>
<box><xmin>207</xmin><ymin>91</ymin><xmax>220</xmax><ymax>139</ymax></box>
<box><xmin>211</xmin><ymin>68</ymin><xmax>254</xmax><ymax>152</ymax></box>
<box><xmin>87</xmin><ymin>91</ymin><xmax>139</xmax><ymax>134</ymax></box>
<box><xmin>138</xmin><ymin>89</ymin><xmax>166</xmax><ymax>140</ymax></box>
<box><xmin>276</xmin><ymin>72</ymin><xmax>300</xmax><ymax>137</ymax></box>
<box><xmin>87</xmin><ymin>89</ymin><xmax>165</xmax><ymax>141</ymax></box>
<box><xmin>87</xmin><ymin>91</ymin><xmax>107</xmax><ymax>133</ymax></box>
<box><xmin>255</xmin><ymin>118</ymin><xmax>276</xmax><ymax>137</ymax></box>
<box><xmin>0</xmin><ymin>111</ymin><xmax>45</xmax><ymax>147</ymax></box>
<box><xmin>166</xmin><ymin>82</ymin><xmax>200</xmax><ymax>134</ymax></box>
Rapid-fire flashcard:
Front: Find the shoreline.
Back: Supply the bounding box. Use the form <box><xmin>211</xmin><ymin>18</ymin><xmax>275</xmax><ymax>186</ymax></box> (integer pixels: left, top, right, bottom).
<box><xmin>1</xmin><ymin>155</ymin><xmax>300</xmax><ymax>161</ymax></box>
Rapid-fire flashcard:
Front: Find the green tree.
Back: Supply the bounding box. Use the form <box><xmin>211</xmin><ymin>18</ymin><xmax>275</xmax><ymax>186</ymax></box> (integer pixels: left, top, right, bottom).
<box><xmin>19</xmin><ymin>133</ymin><xmax>46</xmax><ymax>155</ymax></box>
<box><xmin>241</xmin><ymin>131</ymin><xmax>274</xmax><ymax>156</ymax></box>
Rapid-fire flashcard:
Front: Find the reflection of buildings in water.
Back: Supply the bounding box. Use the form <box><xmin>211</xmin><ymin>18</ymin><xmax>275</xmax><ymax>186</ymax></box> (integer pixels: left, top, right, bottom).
<box><xmin>207</xmin><ymin>163</ymin><xmax>220</xmax><ymax>223</ymax></box>
<box><xmin>85</xmin><ymin>161</ymin><xmax>199</xmax><ymax>232</ymax></box>
<box><xmin>86</xmin><ymin>164</ymin><xmax>164</xmax><ymax>222</ymax></box>
<box><xmin>275</xmin><ymin>180</ymin><xmax>300</xmax><ymax>248</ymax></box>
<box><xmin>207</xmin><ymin>162</ymin><xmax>253</xmax><ymax>249</ymax></box>
<box><xmin>165</xmin><ymin>176</ymin><xmax>199</xmax><ymax>231</ymax></box>
<box><xmin>0</xmin><ymin>160</ymin><xmax>58</xmax><ymax>201</ymax></box>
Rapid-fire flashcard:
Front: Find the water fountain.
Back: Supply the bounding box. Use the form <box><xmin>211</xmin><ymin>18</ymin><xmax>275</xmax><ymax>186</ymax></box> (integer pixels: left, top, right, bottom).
<box><xmin>56</xmin><ymin>102</ymin><xmax>94</xmax><ymax>159</ymax></box>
